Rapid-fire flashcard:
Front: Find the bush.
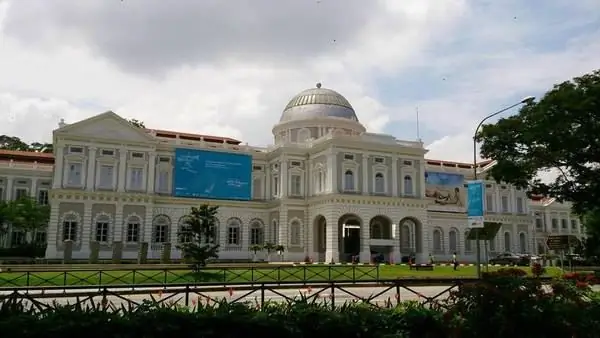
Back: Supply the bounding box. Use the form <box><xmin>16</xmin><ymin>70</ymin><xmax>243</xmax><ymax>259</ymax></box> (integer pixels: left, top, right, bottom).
<box><xmin>0</xmin><ymin>243</ymin><xmax>46</xmax><ymax>258</ymax></box>
<box><xmin>2</xmin><ymin>275</ymin><xmax>600</xmax><ymax>337</ymax></box>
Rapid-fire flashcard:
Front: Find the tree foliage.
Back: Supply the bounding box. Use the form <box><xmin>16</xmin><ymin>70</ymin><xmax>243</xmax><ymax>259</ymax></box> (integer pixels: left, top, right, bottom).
<box><xmin>177</xmin><ymin>204</ymin><xmax>220</xmax><ymax>270</ymax></box>
<box><xmin>476</xmin><ymin>69</ymin><xmax>600</xmax><ymax>215</ymax></box>
<box><xmin>5</xmin><ymin>197</ymin><xmax>50</xmax><ymax>242</ymax></box>
<box><xmin>0</xmin><ymin>135</ymin><xmax>52</xmax><ymax>153</ymax></box>
<box><xmin>128</xmin><ymin>118</ymin><xmax>145</xmax><ymax>128</ymax></box>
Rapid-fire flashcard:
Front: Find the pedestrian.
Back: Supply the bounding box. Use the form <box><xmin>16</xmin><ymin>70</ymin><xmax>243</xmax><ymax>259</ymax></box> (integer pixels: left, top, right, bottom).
<box><xmin>429</xmin><ymin>253</ymin><xmax>435</xmax><ymax>265</ymax></box>
<box><xmin>452</xmin><ymin>251</ymin><xmax>458</xmax><ymax>271</ymax></box>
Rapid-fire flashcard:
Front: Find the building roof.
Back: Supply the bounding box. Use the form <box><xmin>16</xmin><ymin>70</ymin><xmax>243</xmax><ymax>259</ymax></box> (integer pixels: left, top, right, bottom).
<box><xmin>279</xmin><ymin>83</ymin><xmax>359</xmax><ymax>123</ymax></box>
<box><xmin>146</xmin><ymin>128</ymin><xmax>241</xmax><ymax>145</ymax></box>
<box><xmin>0</xmin><ymin>149</ymin><xmax>54</xmax><ymax>164</ymax></box>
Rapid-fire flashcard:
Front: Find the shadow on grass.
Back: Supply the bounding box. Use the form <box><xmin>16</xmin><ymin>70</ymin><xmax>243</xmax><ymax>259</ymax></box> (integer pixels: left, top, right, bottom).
<box><xmin>185</xmin><ymin>271</ymin><xmax>225</xmax><ymax>283</ymax></box>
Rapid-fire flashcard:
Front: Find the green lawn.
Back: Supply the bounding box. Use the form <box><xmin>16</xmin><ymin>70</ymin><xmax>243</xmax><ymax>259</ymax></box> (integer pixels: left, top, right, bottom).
<box><xmin>0</xmin><ymin>265</ymin><xmax>563</xmax><ymax>288</ymax></box>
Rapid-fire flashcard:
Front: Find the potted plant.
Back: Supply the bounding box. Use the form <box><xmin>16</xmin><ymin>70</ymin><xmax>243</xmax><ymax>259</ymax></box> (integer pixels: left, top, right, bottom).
<box><xmin>275</xmin><ymin>244</ymin><xmax>285</xmax><ymax>261</ymax></box>
<box><xmin>249</xmin><ymin>245</ymin><xmax>263</xmax><ymax>262</ymax></box>
<box><xmin>263</xmin><ymin>242</ymin><xmax>276</xmax><ymax>262</ymax></box>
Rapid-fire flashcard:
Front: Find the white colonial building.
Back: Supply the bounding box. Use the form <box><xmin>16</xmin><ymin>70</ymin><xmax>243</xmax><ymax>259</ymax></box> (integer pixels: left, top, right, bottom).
<box><xmin>0</xmin><ymin>84</ymin><xmax>585</xmax><ymax>262</ymax></box>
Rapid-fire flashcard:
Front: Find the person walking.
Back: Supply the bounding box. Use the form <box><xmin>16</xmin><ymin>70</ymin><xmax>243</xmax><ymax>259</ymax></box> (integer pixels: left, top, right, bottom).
<box><xmin>452</xmin><ymin>252</ymin><xmax>459</xmax><ymax>271</ymax></box>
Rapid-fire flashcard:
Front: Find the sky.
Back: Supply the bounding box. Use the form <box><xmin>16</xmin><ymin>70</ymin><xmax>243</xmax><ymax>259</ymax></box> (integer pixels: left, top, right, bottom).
<box><xmin>1</xmin><ymin>0</ymin><xmax>599</xmax><ymax>163</ymax></box>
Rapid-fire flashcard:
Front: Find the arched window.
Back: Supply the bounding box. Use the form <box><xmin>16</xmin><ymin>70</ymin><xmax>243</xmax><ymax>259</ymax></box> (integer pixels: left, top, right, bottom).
<box><xmin>125</xmin><ymin>215</ymin><xmax>141</xmax><ymax>243</ymax></box>
<box><xmin>375</xmin><ymin>172</ymin><xmax>385</xmax><ymax>193</ymax></box>
<box><xmin>62</xmin><ymin>213</ymin><xmax>79</xmax><ymax>241</ymax></box>
<box><xmin>432</xmin><ymin>229</ymin><xmax>442</xmax><ymax>252</ymax></box>
<box><xmin>344</xmin><ymin>170</ymin><xmax>354</xmax><ymax>191</ymax></box>
<box><xmin>404</xmin><ymin>175</ymin><xmax>413</xmax><ymax>196</ymax></box>
<box><xmin>94</xmin><ymin>214</ymin><xmax>111</xmax><ymax>243</ymax></box>
<box><xmin>152</xmin><ymin>215</ymin><xmax>171</xmax><ymax>243</ymax></box>
<box><xmin>449</xmin><ymin>229</ymin><xmax>457</xmax><ymax>252</ymax></box>
<box><xmin>370</xmin><ymin>222</ymin><xmax>383</xmax><ymax>239</ymax></box>
<box><xmin>464</xmin><ymin>230</ymin><xmax>472</xmax><ymax>252</ymax></box>
<box><xmin>227</xmin><ymin>218</ymin><xmax>241</xmax><ymax>245</ymax></box>
<box><xmin>290</xmin><ymin>220</ymin><xmax>302</xmax><ymax>246</ymax></box>
<box><xmin>250</xmin><ymin>219</ymin><xmax>264</xmax><ymax>245</ymax></box>
<box><xmin>519</xmin><ymin>233</ymin><xmax>527</xmax><ymax>253</ymax></box>
<box><xmin>401</xmin><ymin>224</ymin><xmax>411</xmax><ymax>249</ymax></box>
<box><xmin>504</xmin><ymin>232</ymin><xmax>511</xmax><ymax>252</ymax></box>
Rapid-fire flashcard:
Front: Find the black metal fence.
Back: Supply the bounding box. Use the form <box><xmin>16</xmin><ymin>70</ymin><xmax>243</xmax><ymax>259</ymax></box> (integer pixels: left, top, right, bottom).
<box><xmin>0</xmin><ymin>265</ymin><xmax>388</xmax><ymax>288</ymax></box>
<box><xmin>0</xmin><ymin>278</ymin><xmax>473</xmax><ymax>313</ymax></box>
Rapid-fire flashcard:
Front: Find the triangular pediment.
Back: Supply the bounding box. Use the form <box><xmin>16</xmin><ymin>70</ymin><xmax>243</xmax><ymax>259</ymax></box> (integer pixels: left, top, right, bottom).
<box><xmin>55</xmin><ymin>111</ymin><xmax>156</xmax><ymax>144</ymax></box>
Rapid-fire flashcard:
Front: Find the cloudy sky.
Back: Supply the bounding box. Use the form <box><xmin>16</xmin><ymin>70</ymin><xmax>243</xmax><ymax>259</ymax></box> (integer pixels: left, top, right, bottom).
<box><xmin>1</xmin><ymin>0</ymin><xmax>599</xmax><ymax>162</ymax></box>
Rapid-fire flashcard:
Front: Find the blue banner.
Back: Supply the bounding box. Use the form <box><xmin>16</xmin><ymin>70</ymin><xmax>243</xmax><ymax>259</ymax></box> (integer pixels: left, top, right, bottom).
<box><xmin>173</xmin><ymin>148</ymin><xmax>252</xmax><ymax>201</ymax></box>
<box><xmin>467</xmin><ymin>180</ymin><xmax>485</xmax><ymax>228</ymax></box>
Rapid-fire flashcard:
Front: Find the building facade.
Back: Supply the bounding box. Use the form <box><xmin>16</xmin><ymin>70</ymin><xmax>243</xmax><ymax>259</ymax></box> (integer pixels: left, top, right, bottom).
<box><xmin>0</xmin><ymin>84</ymin><xmax>585</xmax><ymax>262</ymax></box>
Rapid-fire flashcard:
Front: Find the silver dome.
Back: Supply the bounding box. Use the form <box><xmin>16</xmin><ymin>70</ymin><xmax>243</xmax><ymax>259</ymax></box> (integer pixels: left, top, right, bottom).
<box><xmin>279</xmin><ymin>84</ymin><xmax>359</xmax><ymax>123</ymax></box>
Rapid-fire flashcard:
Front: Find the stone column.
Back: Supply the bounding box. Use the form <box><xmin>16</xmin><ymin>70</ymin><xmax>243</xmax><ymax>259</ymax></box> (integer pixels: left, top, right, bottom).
<box><xmin>391</xmin><ymin>157</ymin><xmax>398</xmax><ymax>196</ymax></box>
<box><xmin>307</xmin><ymin>159</ymin><xmax>313</xmax><ymax>197</ymax></box>
<box><xmin>362</xmin><ymin>154</ymin><xmax>369</xmax><ymax>194</ymax></box>
<box><xmin>45</xmin><ymin>201</ymin><xmax>60</xmax><ymax>259</ymax></box>
<box><xmin>53</xmin><ymin>146</ymin><xmax>64</xmax><ymax>189</ymax></box>
<box><xmin>280</xmin><ymin>157</ymin><xmax>288</xmax><ymax>197</ymax></box>
<box><xmin>392</xmin><ymin>223</ymin><xmax>401</xmax><ymax>263</ymax></box>
<box><xmin>86</xmin><ymin>146</ymin><xmax>97</xmax><ymax>191</ymax></box>
<box><xmin>6</xmin><ymin>176</ymin><xmax>13</xmax><ymax>200</ymax></box>
<box><xmin>81</xmin><ymin>203</ymin><xmax>93</xmax><ymax>253</ymax></box>
<box><xmin>359</xmin><ymin>220</ymin><xmax>371</xmax><ymax>263</ymax></box>
<box><xmin>265</xmin><ymin>165</ymin><xmax>271</xmax><ymax>199</ymax></box>
<box><xmin>117</xmin><ymin>148</ymin><xmax>127</xmax><ymax>192</ymax></box>
<box><xmin>419</xmin><ymin>160</ymin><xmax>426</xmax><ymax>198</ymax></box>
<box><xmin>30</xmin><ymin>178</ymin><xmax>38</xmax><ymax>198</ymax></box>
<box><xmin>278</xmin><ymin>208</ymin><xmax>288</xmax><ymax>260</ymax></box>
<box><xmin>324</xmin><ymin>212</ymin><xmax>339</xmax><ymax>263</ymax></box>
<box><xmin>147</xmin><ymin>152</ymin><xmax>156</xmax><ymax>193</ymax></box>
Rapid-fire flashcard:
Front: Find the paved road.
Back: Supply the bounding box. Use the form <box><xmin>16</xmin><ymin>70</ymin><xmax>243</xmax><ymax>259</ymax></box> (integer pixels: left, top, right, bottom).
<box><xmin>0</xmin><ymin>285</ymin><xmax>458</xmax><ymax>309</ymax></box>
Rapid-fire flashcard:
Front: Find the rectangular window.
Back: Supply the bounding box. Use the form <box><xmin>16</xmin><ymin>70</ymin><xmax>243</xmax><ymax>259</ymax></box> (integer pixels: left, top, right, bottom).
<box><xmin>11</xmin><ymin>231</ymin><xmax>25</xmax><ymax>247</ymax></box>
<box><xmin>153</xmin><ymin>225</ymin><xmax>168</xmax><ymax>243</ymax></box>
<box><xmin>38</xmin><ymin>190</ymin><xmax>49</xmax><ymax>205</ymax></box>
<box><xmin>63</xmin><ymin>221</ymin><xmax>77</xmax><ymax>241</ymax></box>
<box><xmin>228</xmin><ymin>227</ymin><xmax>239</xmax><ymax>245</ymax></box>
<box><xmin>131</xmin><ymin>152</ymin><xmax>145</xmax><ymax>159</ymax></box>
<box><xmin>252</xmin><ymin>178</ymin><xmax>262</xmax><ymax>199</ymax></box>
<box><xmin>273</xmin><ymin>177</ymin><xmax>279</xmax><ymax>196</ymax></box>
<box><xmin>486</xmin><ymin>195</ymin><xmax>494</xmax><ymax>212</ymax></box>
<box><xmin>290</xmin><ymin>175</ymin><xmax>302</xmax><ymax>196</ymax></box>
<box><xmin>126</xmin><ymin>222</ymin><xmax>139</xmax><ymax>243</ymax></box>
<box><xmin>34</xmin><ymin>231</ymin><xmax>46</xmax><ymax>244</ymax></box>
<box><xmin>535</xmin><ymin>218</ymin><xmax>543</xmax><ymax>229</ymax></box>
<box><xmin>516</xmin><ymin>197</ymin><xmax>524</xmax><ymax>213</ymax></box>
<box><xmin>67</xmin><ymin>163</ymin><xmax>83</xmax><ymax>186</ymax></box>
<box><xmin>561</xmin><ymin>219</ymin><xmax>568</xmax><ymax>229</ymax></box>
<box><xmin>98</xmin><ymin>165</ymin><xmax>114</xmax><ymax>188</ymax></box>
<box><xmin>501</xmin><ymin>196</ymin><xmax>509</xmax><ymax>212</ymax></box>
<box><xmin>290</xmin><ymin>223</ymin><xmax>301</xmax><ymax>246</ymax></box>
<box><xmin>69</xmin><ymin>146</ymin><xmax>83</xmax><ymax>154</ymax></box>
<box><xmin>95</xmin><ymin>222</ymin><xmax>109</xmax><ymax>242</ymax></box>
<box><xmin>157</xmin><ymin>171</ymin><xmax>169</xmax><ymax>192</ymax></box>
<box><xmin>101</xmin><ymin>149</ymin><xmax>114</xmax><ymax>156</ymax></box>
<box><xmin>129</xmin><ymin>167</ymin><xmax>144</xmax><ymax>190</ymax></box>
<box><xmin>552</xmin><ymin>219</ymin><xmax>558</xmax><ymax>229</ymax></box>
<box><xmin>14</xmin><ymin>188</ymin><xmax>27</xmax><ymax>200</ymax></box>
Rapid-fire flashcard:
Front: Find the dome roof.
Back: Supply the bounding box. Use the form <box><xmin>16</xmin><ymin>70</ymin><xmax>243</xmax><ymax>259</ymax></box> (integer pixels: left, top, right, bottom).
<box><xmin>279</xmin><ymin>83</ymin><xmax>359</xmax><ymax>123</ymax></box>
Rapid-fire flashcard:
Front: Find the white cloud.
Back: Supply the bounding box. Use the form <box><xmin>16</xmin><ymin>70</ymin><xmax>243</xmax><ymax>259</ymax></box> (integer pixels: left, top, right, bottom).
<box><xmin>0</xmin><ymin>0</ymin><xmax>598</xmax><ymax>165</ymax></box>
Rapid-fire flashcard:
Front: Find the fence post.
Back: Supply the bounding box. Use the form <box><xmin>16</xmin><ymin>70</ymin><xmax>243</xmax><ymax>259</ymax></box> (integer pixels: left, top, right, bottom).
<box><xmin>132</xmin><ymin>270</ymin><xmax>136</xmax><ymax>290</ymax></box>
<box><xmin>251</xmin><ymin>266</ymin><xmax>255</xmax><ymax>283</ymax></box>
<box><xmin>63</xmin><ymin>271</ymin><xmax>67</xmax><ymax>287</ymax></box>
<box><xmin>98</xmin><ymin>270</ymin><xmax>102</xmax><ymax>287</ymax></box>
<box><xmin>260</xmin><ymin>283</ymin><xmax>265</xmax><ymax>308</ymax></box>
<box><xmin>26</xmin><ymin>272</ymin><xmax>30</xmax><ymax>287</ymax></box>
<box><xmin>185</xmin><ymin>285</ymin><xmax>190</xmax><ymax>306</ymax></box>
<box><xmin>330</xmin><ymin>283</ymin><xmax>335</xmax><ymax>310</ymax></box>
<box><xmin>353</xmin><ymin>265</ymin><xmax>356</xmax><ymax>282</ymax></box>
<box><xmin>395</xmin><ymin>282</ymin><xmax>401</xmax><ymax>305</ymax></box>
<box><xmin>376</xmin><ymin>264</ymin><xmax>380</xmax><ymax>281</ymax></box>
<box><xmin>163</xmin><ymin>269</ymin><xmax>168</xmax><ymax>286</ymax></box>
<box><xmin>303</xmin><ymin>265</ymin><xmax>307</xmax><ymax>283</ymax></box>
<box><xmin>328</xmin><ymin>265</ymin><xmax>332</xmax><ymax>281</ymax></box>
<box><xmin>277</xmin><ymin>266</ymin><xmax>281</xmax><ymax>283</ymax></box>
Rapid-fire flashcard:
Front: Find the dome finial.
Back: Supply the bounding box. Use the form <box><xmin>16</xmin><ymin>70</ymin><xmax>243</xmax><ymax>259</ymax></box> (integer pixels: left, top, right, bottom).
<box><xmin>316</xmin><ymin>82</ymin><xmax>322</xmax><ymax>89</ymax></box>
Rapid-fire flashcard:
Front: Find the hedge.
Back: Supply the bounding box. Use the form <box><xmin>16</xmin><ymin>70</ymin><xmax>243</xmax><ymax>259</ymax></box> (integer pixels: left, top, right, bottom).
<box><xmin>1</xmin><ymin>269</ymin><xmax>600</xmax><ymax>337</ymax></box>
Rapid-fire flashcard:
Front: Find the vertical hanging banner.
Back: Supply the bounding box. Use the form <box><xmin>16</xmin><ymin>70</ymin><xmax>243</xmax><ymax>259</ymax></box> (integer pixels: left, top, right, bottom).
<box><xmin>467</xmin><ymin>180</ymin><xmax>485</xmax><ymax>228</ymax></box>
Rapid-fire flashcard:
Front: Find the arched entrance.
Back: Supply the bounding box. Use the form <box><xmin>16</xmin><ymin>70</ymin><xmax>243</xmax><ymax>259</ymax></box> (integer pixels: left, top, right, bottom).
<box><xmin>369</xmin><ymin>215</ymin><xmax>393</xmax><ymax>263</ymax></box>
<box><xmin>398</xmin><ymin>217</ymin><xmax>423</xmax><ymax>255</ymax></box>
<box><xmin>313</xmin><ymin>215</ymin><xmax>326</xmax><ymax>262</ymax></box>
<box><xmin>338</xmin><ymin>214</ymin><xmax>362</xmax><ymax>262</ymax></box>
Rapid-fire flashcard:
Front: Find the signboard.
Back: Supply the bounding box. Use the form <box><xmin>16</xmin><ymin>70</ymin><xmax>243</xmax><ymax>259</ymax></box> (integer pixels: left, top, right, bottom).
<box><xmin>546</xmin><ymin>235</ymin><xmax>579</xmax><ymax>251</ymax></box>
<box><xmin>173</xmin><ymin>148</ymin><xmax>252</xmax><ymax>201</ymax></box>
<box><xmin>466</xmin><ymin>180</ymin><xmax>485</xmax><ymax>228</ymax></box>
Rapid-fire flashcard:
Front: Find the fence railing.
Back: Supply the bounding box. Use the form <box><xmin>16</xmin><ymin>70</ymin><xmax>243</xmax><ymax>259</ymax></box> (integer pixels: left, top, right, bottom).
<box><xmin>0</xmin><ymin>278</ymin><xmax>476</xmax><ymax>313</ymax></box>
<box><xmin>0</xmin><ymin>265</ymin><xmax>390</xmax><ymax>289</ymax></box>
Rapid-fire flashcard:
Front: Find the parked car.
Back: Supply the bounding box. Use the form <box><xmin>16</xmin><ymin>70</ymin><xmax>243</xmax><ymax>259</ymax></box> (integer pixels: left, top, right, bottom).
<box><xmin>489</xmin><ymin>253</ymin><xmax>530</xmax><ymax>266</ymax></box>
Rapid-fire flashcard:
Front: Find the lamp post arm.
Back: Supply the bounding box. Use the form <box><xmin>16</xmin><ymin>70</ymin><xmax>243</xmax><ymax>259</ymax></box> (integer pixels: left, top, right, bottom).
<box><xmin>472</xmin><ymin>101</ymin><xmax>523</xmax><ymax>179</ymax></box>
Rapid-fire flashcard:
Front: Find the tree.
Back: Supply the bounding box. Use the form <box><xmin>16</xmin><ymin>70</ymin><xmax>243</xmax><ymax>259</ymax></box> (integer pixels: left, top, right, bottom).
<box><xmin>0</xmin><ymin>201</ymin><xmax>9</xmax><ymax>236</ymax></box>
<box><xmin>128</xmin><ymin>118</ymin><xmax>145</xmax><ymax>128</ymax></box>
<box><xmin>0</xmin><ymin>135</ymin><xmax>30</xmax><ymax>151</ymax></box>
<box><xmin>177</xmin><ymin>204</ymin><xmax>220</xmax><ymax>271</ymax></box>
<box><xmin>6</xmin><ymin>197</ymin><xmax>50</xmax><ymax>243</ymax></box>
<box><xmin>476</xmin><ymin>69</ymin><xmax>600</xmax><ymax>216</ymax></box>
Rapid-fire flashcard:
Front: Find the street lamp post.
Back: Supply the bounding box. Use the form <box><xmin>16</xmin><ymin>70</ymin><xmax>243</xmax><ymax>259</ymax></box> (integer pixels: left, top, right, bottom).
<box><xmin>472</xmin><ymin>96</ymin><xmax>535</xmax><ymax>278</ymax></box>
